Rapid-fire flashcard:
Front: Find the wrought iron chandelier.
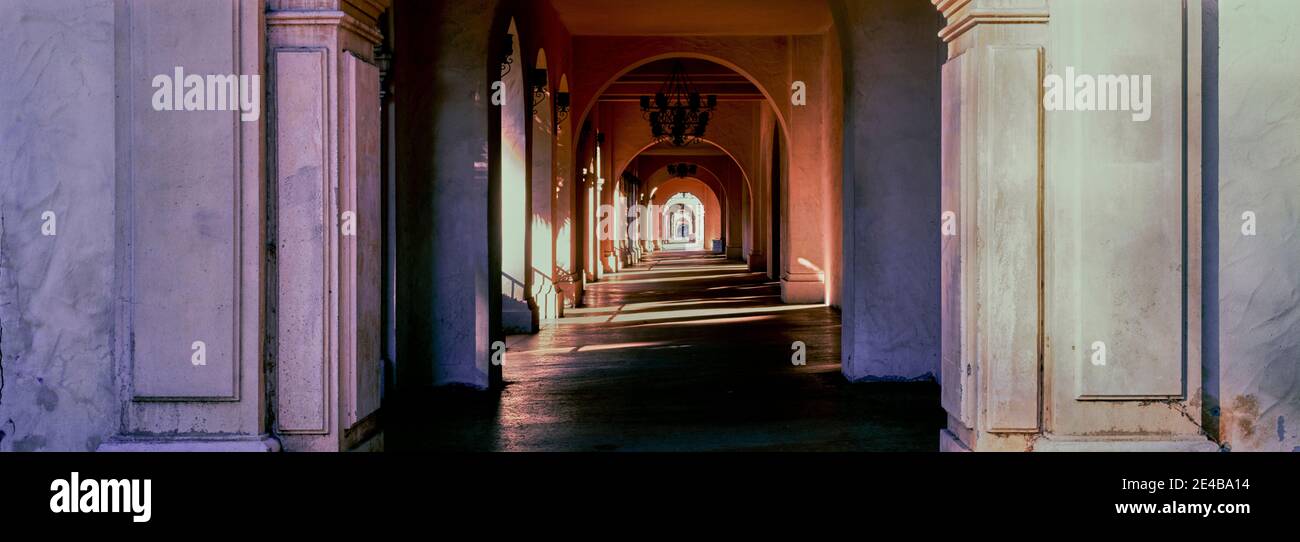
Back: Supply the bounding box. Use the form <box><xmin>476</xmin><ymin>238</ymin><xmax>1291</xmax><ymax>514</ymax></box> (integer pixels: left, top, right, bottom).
<box><xmin>640</xmin><ymin>61</ymin><xmax>717</xmax><ymax>147</ymax></box>
<box><xmin>667</xmin><ymin>163</ymin><xmax>697</xmax><ymax>178</ymax></box>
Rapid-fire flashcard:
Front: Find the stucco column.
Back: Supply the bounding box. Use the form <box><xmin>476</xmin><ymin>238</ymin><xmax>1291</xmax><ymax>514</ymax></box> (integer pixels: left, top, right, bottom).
<box><xmin>729</xmin><ymin>188</ymin><xmax>747</xmax><ymax>261</ymax></box>
<box><xmin>531</xmin><ymin>91</ymin><xmax>557</xmax><ymax>323</ymax></box>
<box><xmin>596</xmin><ymin>176</ymin><xmax>610</xmax><ymax>274</ymax></box>
<box><xmin>696</xmin><ymin>204</ymin><xmax>706</xmax><ymax>251</ymax></box>
<box><xmin>836</xmin><ymin>0</ymin><xmax>940</xmax><ymax>382</ymax></box>
<box><xmin>748</xmin><ymin>111</ymin><xmax>773</xmax><ymax>272</ymax></box>
<box><xmin>725</xmin><ymin>172</ymin><xmax>744</xmax><ymax>260</ymax></box>
<box><xmin>934</xmin><ymin>0</ymin><xmax>1046</xmax><ymax>451</ymax></box>
<box><xmin>781</xmin><ymin>35</ymin><xmax>832</xmax><ymax>304</ymax></box>
<box><xmin>935</xmin><ymin>0</ymin><xmax>1214</xmax><ymax>452</ymax></box>
<box><xmin>266</xmin><ymin>0</ymin><xmax>387</xmax><ymax>451</ymax></box>
<box><xmin>580</xmin><ymin>169</ymin><xmax>596</xmax><ymax>285</ymax></box>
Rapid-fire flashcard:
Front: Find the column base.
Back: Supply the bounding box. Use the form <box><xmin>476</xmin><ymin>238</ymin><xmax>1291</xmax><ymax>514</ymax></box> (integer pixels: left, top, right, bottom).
<box><xmin>97</xmin><ymin>434</ymin><xmax>281</xmax><ymax>452</ymax></box>
<box><xmin>501</xmin><ymin>306</ymin><xmax>535</xmax><ymax>334</ymax></box>
<box><xmin>781</xmin><ymin>275</ymin><xmax>825</xmax><ymax>304</ymax></box>
<box><xmin>1031</xmin><ymin>436</ymin><xmax>1220</xmax><ymax>452</ymax></box>
<box><xmin>939</xmin><ymin>429</ymin><xmax>972</xmax><ymax>452</ymax></box>
<box><xmin>726</xmin><ymin>246</ymin><xmax>744</xmax><ymax>260</ymax></box>
<box><xmin>747</xmin><ymin>252</ymin><xmax>766</xmax><ymax>271</ymax></box>
<box><xmin>942</xmin><ymin>430</ymin><xmax>1220</xmax><ymax>452</ymax></box>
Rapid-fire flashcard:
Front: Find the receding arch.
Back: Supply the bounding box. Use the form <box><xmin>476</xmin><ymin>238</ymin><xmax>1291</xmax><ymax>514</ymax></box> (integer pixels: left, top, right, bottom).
<box><xmin>575</xmin><ymin>52</ymin><xmax>798</xmax><ymax>278</ymax></box>
<box><xmin>573</xmin><ymin>52</ymin><xmax>792</xmax><ymax>157</ymax></box>
<box><xmin>644</xmin><ymin>162</ymin><xmax>728</xmax><ymax>207</ymax></box>
<box><xmin>617</xmin><ymin>137</ymin><xmax>751</xmax><ymax>206</ymax></box>
<box><xmin>652</xmin><ymin>179</ymin><xmax>722</xmax><ymax>252</ymax></box>
<box><xmin>643</xmin><ymin>162</ymin><xmax>730</xmax><ymax>242</ymax></box>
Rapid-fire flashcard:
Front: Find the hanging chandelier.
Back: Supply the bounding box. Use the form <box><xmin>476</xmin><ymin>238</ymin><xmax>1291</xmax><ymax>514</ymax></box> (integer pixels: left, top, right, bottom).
<box><xmin>667</xmin><ymin>163</ymin><xmax>697</xmax><ymax>178</ymax></box>
<box><xmin>640</xmin><ymin>61</ymin><xmax>717</xmax><ymax>147</ymax></box>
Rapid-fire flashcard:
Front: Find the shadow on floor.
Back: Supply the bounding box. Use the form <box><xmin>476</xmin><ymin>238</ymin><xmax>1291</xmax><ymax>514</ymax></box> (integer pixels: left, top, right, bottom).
<box><xmin>387</xmin><ymin>251</ymin><xmax>944</xmax><ymax>451</ymax></box>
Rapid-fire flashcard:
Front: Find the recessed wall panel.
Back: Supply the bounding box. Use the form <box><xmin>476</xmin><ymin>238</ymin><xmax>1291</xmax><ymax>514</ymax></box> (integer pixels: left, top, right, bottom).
<box><xmin>982</xmin><ymin>45</ymin><xmax>1042</xmax><ymax>432</ymax></box>
<box><xmin>343</xmin><ymin>52</ymin><xmax>382</xmax><ymax>427</ymax></box>
<box><xmin>1070</xmin><ymin>1</ymin><xmax>1185</xmax><ymax>400</ymax></box>
<box><xmin>275</xmin><ymin>48</ymin><xmax>330</xmax><ymax>434</ymax></box>
<box><xmin>129</xmin><ymin>0</ymin><xmax>241</xmax><ymax>400</ymax></box>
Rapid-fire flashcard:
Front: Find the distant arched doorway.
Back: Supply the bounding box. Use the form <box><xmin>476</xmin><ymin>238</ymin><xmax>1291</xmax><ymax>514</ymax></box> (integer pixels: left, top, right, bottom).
<box><xmin>662</xmin><ymin>192</ymin><xmax>706</xmax><ymax>250</ymax></box>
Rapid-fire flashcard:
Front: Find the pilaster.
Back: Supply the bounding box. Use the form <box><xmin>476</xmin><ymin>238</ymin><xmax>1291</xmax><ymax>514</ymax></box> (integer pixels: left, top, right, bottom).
<box><xmin>103</xmin><ymin>0</ymin><xmax>273</xmax><ymax>452</ymax></box>
<box><xmin>266</xmin><ymin>0</ymin><xmax>389</xmax><ymax>451</ymax></box>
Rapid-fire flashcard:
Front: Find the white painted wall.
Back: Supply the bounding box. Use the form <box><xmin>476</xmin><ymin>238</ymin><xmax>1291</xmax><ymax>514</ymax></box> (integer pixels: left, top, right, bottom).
<box><xmin>0</xmin><ymin>0</ymin><xmax>118</xmax><ymax>451</ymax></box>
<box><xmin>1217</xmin><ymin>0</ymin><xmax>1300</xmax><ymax>452</ymax></box>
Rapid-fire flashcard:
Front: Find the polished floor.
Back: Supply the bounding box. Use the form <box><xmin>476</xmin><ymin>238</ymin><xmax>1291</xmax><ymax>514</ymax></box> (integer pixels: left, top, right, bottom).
<box><xmin>388</xmin><ymin>251</ymin><xmax>942</xmax><ymax>451</ymax></box>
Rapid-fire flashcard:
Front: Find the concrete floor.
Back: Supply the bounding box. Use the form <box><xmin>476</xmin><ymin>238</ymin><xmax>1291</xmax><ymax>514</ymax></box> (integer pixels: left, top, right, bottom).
<box><xmin>388</xmin><ymin>251</ymin><xmax>942</xmax><ymax>451</ymax></box>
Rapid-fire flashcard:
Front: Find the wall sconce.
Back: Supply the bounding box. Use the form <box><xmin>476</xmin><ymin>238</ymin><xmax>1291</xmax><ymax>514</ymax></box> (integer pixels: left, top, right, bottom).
<box><xmin>500</xmin><ymin>34</ymin><xmax>515</xmax><ymax>77</ymax></box>
<box><xmin>530</xmin><ymin>68</ymin><xmax>549</xmax><ymax>108</ymax></box>
<box><xmin>554</xmin><ymin>91</ymin><xmax>571</xmax><ymax>125</ymax></box>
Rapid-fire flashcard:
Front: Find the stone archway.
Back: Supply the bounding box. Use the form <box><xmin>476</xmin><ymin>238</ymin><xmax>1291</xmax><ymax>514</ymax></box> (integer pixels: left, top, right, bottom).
<box><xmin>575</xmin><ymin>49</ymin><xmax>832</xmax><ymax>305</ymax></box>
<box><xmin>652</xmin><ymin>180</ymin><xmax>723</xmax><ymax>252</ymax></box>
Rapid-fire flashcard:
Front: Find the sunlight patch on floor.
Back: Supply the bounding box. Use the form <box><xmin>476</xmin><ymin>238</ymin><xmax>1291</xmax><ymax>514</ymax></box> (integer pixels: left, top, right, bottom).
<box><xmin>556</xmin><ymin>303</ymin><xmax>822</xmax><ymax>324</ymax></box>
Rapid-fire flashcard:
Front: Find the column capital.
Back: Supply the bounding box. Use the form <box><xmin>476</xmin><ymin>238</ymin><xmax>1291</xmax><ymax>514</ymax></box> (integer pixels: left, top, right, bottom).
<box><xmin>267</xmin><ymin>0</ymin><xmax>388</xmax><ymax>46</ymax></box>
<box><xmin>932</xmin><ymin>0</ymin><xmax>1048</xmax><ymax>43</ymax></box>
<box><xmin>268</xmin><ymin>0</ymin><xmax>391</xmax><ymax>18</ymax></box>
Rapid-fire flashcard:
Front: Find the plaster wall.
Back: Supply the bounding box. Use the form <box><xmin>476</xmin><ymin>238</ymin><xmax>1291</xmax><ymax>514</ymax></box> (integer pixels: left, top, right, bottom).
<box><xmin>1</xmin><ymin>0</ymin><xmax>268</xmax><ymax>450</ymax></box>
<box><xmin>0</xmin><ymin>0</ymin><xmax>118</xmax><ymax>451</ymax></box>
<box><xmin>1217</xmin><ymin>0</ymin><xmax>1300</xmax><ymax>452</ymax></box>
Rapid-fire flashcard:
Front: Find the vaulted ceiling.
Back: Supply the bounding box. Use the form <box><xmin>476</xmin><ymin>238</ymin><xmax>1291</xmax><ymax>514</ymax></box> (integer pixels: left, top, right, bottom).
<box><xmin>549</xmin><ymin>0</ymin><xmax>833</xmax><ymax>36</ymax></box>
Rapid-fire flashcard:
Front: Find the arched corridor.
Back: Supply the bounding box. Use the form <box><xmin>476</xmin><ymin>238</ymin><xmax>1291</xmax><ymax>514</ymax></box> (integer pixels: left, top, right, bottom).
<box><xmin>399</xmin><ymin>4</ymin><xmax>868</xmax><ymax>449</ymax></box>
<box><xmin>10</xmin><ymin>0</ymin><xmax>1293</xmax><ymax>457</ymax></box>
<box><xmin>389</xmin><ymin>250</ymin><xmax>941</xmax><ymax>451</ymax></box>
